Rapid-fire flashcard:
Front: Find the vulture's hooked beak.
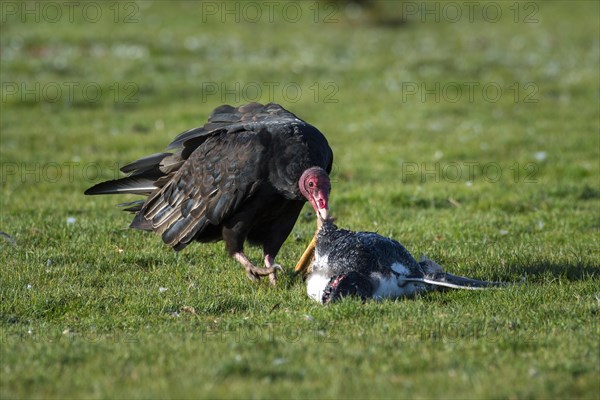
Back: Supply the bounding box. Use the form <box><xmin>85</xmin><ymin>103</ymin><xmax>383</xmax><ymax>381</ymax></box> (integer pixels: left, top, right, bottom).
<box><xmin>312</xmin><ymin>192</ymin><xmax>329</xmax><ymax>223</ymax></box>
<box><xmin>317</xmin><ymin>207</ymin><xmax>329</xmax><ymax>225</ymax></box>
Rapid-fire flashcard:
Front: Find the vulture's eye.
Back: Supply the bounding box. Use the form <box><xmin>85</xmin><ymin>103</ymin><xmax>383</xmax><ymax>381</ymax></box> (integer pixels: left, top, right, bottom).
<box><xmin>308</xmin><ymin>181</ymin><xmax>314</xmax><ymax>188</ymax></box>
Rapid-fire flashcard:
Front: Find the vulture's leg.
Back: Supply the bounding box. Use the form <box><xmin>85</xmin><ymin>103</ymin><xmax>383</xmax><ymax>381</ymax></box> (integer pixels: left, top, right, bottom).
<box><xmin>233</xmin><ymin>252</ymin><xmax>279</xmax><ymax>282</ymax></box>
<box><xmin>264</xmin><ymin>254</ymin><xmax>283</xmax><ymax>286</ymax></box>
<box><xmin>224</xmin><ymin>221</ymin><xmax>278</xmax><ymax>282</ymax></box>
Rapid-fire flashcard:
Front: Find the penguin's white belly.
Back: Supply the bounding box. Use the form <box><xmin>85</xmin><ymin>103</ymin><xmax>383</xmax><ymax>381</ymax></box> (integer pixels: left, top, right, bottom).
<box><xmin>370</xmin><ymin>274</ymin><xmax>422</xmax><ymax>299</ymax></box>
<box><xmin>371</xmin><ymin>263</ymin><xmax>425</xmax><ymax>299</ymax></box>
<box><xmin>306</xmin><ymin>272</ymin><xmax>330</xmax><ymax>302</ymax></box>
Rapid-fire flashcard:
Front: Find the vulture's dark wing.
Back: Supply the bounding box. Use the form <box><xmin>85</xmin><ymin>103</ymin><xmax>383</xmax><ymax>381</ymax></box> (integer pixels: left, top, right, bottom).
<box><xmin>168</xmin><ymin>103</ymin><xmax>312</xmax><ymax>160</ymax></box>
<box><xmin>132</xmin><ymin>130</ymin><xmax>267</xmax><ymax>250</ymax></box>
<box><xmin>85</xmin><ymin>103</ymin><xmax>316</xmax><ymax>196</ymax></box>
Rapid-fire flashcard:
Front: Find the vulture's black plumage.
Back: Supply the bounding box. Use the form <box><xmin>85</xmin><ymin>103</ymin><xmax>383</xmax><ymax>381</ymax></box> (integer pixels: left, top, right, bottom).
<box><xmin>307</xmin><ymin>220</ymin><xmax>505</xmax><ymax>303</ymax></box>
<box><xmin>85</xmin><ymin>103</ymin><xmax>333</xmax><ymax>284</ymax></box>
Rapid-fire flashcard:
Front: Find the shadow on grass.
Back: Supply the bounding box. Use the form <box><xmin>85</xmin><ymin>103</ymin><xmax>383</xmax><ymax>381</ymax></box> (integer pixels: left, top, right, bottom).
<box><xmin>503</xmin><ymin>261</ymin><xmax>599</xmax><ymax>282</ymax></box>
<box><xmin>173</xmin><ymin>297</ymin><xmax>255</xmax><ymax>315</ymax></box>
<box><xmin>215</xmin><ymin>359</ymin><xmax>305</xmax><ymax>381</ymax></box>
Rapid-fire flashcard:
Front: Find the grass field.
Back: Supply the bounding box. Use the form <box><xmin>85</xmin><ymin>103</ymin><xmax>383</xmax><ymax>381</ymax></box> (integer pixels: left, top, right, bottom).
<box><xmin>1</xmin><ymin>1</ymin><xmax>599</xmax><ymax>398</ymax></box>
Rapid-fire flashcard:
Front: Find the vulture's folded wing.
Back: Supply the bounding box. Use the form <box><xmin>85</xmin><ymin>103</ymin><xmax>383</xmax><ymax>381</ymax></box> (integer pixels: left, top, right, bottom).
<box><xmin>134</xmin><ymin>130</ymin><xmax>267</xmax><ymax>250</ymax></box>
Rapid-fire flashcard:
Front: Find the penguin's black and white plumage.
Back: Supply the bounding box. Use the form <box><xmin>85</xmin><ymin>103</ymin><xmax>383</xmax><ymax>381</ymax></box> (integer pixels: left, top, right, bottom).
<box><xmin>306</xmin><ymin>220</ymin><xmax>504</xmax><ymax>304</ymax></box>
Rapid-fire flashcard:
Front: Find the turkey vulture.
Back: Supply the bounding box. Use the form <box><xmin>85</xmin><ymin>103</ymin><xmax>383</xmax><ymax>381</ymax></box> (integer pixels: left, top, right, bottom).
<box><xmin>302</xmin><ymin>220</ymin><xmax>505</xmax><ymax>304</ymax></box>
<box><xmin>85</xmin><ymin>103</ymin><xmax>333</xmax><ymax>285</ymax></box>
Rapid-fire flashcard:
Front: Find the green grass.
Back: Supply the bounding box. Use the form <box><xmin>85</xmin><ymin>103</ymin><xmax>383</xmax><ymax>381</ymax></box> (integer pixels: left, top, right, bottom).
<box><xmin>1</xmin><ymin>1</ymin><xmax>599</xmax><ymax>398</ymax></box>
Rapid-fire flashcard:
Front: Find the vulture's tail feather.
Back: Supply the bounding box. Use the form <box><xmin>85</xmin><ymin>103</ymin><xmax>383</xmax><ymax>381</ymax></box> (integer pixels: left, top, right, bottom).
<box><xmin>120</xmin><ymin>152</ymin><xmax>171</xmax><ymax>174</ymax></box>
<box><xmin>116</xmin><ymin>200</ymin><xmax>145</xmax><ymax>213</ymax></box>
<box><xmin>84</xmin><ymin>176</ymin><xmax>157</xmax><ymax>196</ymax></box>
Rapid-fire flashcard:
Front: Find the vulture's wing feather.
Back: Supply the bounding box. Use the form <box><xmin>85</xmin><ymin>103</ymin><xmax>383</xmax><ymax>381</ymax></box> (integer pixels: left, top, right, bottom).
<box><xmin>168</xmin><ymin>102</ymin><xmax>309</xmax><ymax>157</ymax></box>
<box><xmin>133</xmin><ymin>130</ymin><xmax>266</xmax><ymax>250</ymax></box>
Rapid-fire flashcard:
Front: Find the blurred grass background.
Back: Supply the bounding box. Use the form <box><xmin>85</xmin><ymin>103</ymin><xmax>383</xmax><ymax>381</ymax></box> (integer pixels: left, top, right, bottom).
<box><xmin>1</xmin><ymin>1</ymin><xmax>599</xmax><ymax>398</ymax></box>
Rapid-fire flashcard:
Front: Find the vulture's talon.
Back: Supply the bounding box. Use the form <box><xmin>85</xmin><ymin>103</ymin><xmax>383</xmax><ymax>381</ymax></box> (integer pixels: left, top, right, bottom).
<box><xmin>246</xmin><ymin>270</ymin><xmax>260</xmax><ymax>282</ymax></box>
<box><xmin>273</xmin><ymin>264</ymin><xmax>283</xmax><ymax>272</ymax></box>
<box><xmin>268</xmin><ymin>272</ymin><xmax>277</xmax><ymax>286</ymax></box>
<box><xmin>245</xmin><ymin>265</ymin><xmax>279</xmax><ymax>277</ymax></box>
<box><xmin>245</xmin><ymin>264</ymin><xmax>279</xmax><ymax>286</ymax></box>
<box><xmin>268</xmin><ymin>264</ymin><xmax>282</xmax><ymax>286</ymax></box>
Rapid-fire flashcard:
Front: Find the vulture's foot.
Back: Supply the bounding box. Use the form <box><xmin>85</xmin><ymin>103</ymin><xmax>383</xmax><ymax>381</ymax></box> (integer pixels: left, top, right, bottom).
<box><xmin>245</xmin><ymin>264</ymin><xmax>281</xmax><ymax>283</ymax></box>
<box><xmin>266</xmin><ymin>264</ymin><xmax>283</xmax><ymax>286</ymax></box>
<box><xmin>264</xmin><ymin>255</ymin><xmax>283</xmax><ymax>286</ymax></box>
<box><xmin>234</xmin><ymin>252</ymin><xmax>281</xmax><ymax>285</ymax></box>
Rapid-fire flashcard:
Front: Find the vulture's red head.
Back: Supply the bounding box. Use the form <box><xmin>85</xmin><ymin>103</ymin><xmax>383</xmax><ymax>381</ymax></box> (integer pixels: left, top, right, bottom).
<box><xmin>299</xmin><ymin>167</ymin><xmax>330</xmax><ymax>222</ymax></box>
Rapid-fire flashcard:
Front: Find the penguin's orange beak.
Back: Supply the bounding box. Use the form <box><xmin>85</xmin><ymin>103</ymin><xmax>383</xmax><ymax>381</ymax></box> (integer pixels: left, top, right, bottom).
<box><xmin>294</xmin><ymin>233</ymin><xmax>317</xmax><ymax>276</ymax></box>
